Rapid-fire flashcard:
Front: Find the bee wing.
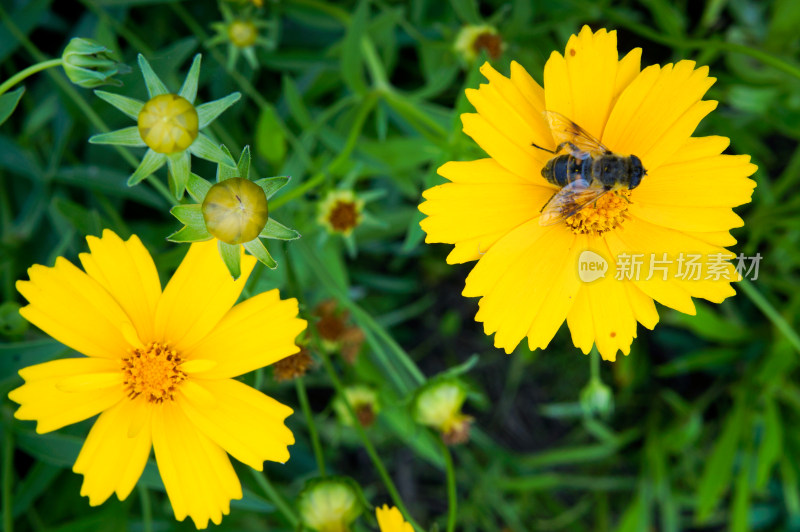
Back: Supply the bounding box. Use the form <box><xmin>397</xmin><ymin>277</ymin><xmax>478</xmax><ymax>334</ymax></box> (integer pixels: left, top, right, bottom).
<box><xmin>545</xmin><ymin>110</ymin><xmax>611</xmax><ymax>158</ymax></box>
<box><xmin>539</xmin><ymin>179</ymin><xmax>610</xmax><ymax>226</ymax></box>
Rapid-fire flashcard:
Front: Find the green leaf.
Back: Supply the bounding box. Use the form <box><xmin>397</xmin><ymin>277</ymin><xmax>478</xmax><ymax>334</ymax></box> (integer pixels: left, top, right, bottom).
<box><xmin>196</xmin><ymin>92</ymin><xmax>241</xmax><ymax>128</ymax></box>
<box><xmin>259</xmin><ymin>218</ymin><xmax>300</xmax><ymax>240</ymax></box>
<box><xmin>243</xmin><ymin>238</ymin><xmax>277</xmax><ymax>269</ymax></box>
<box><xmin>217</xmin><ymin>145</ymin><xmax>239</xmax><ymax>181</ymax></box>
<box><xmin>237</xmin><ymin>145</ymin><xmax>251</xmax><ymax>180</ymax></box>
<box><xmin>166</xmin><ymin>151</ymin><xmax>191</xmax><ymax>198</ymax></box>
<box><xmin>341</xmin><ymin>0</ymin><xmax>369</xmax><ymax>94</ymax></box>
<box><xmin>127</xmin><ymin>148</ymin><xmax>166</xmax><ymax>186</ymax></box>
<box><xmin>51</xmin><ymin>197</ymin><xmax>102</xmax><ymax>236</ymax></box>
<box><xmin>695</xmin><ymin>396</ymin><xmax>745</xmax><ymax>522</ymax></box>
<box><xmin>255</xmin><ymin>176</ymin><xmax>290</xmax><ymax>199</ymax></box>
<box><xmin>449</xmin><ymin>0</ymin><xmax>481</xmax><ymax>23</ymax></box>
<box><xmin>187</xmin><ymin>172</ymin><xmax>212</xmax><ymax>203</ymax></box>
<box><xmin>12</xmin><ymin>462</ymin><xmax>61</xmax><ymax>518</ymax></box>
<box><xmin>0</xmin><ymin>86</ymin><xmax>25</xmax><ymax>126</ymax></box>
<box><xmin>218</xmin><ymin>240</ymin><xmax>242</xmax><ymax>279</ymax></box>
<box><xmin>756</xmin><ymin>399</ymin><xmax>782</xmax><ymax>489</ymax></box>
<box><xmin>730</xmin><ymin>460</ymin><xmax>751</xmax><ymax>532</ymax></box>
<box><xmin>179</xmin><ymin>53</ymin><xmax>202</xmax><ymax>104</ymax></box>
<box><xmin>282</xmin><ymin>75</ymin><xmax>312</xmax><ymax>128</ymax></box>
<box><xmin>189</xmin><ymin>134</ymin><xmax>236</xmax><ymax>167</ymax></box>
<box><xmin>255</xmin><ymin>104</ymin><xmax>286</xmax><ymax>166</ymax></box>
<box><xmin>167</xmin><ymin>224</ymin><xmax>212</xmax><ymax>243</ymax></box>
<box><xmin>88</xmin><ymin>126</ymin><xmax>145</xmax><ymax>147</ymax></box>
<box><xmin>170</xmin><ymin>203</ymin><xmax>204</xmax><ymax>225</ymax></box>
<box><xmin>137</xmin><ymin>53</ymin><xmax>169</xmax><ymax>97</ymax></box>
<box><xmin>93</xmin><ymin>90</ymin><xmax>143</xmax><ymax>120</ymax></box>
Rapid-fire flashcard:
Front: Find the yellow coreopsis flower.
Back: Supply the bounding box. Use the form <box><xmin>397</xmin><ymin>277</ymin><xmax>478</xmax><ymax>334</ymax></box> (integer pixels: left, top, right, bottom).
<box><xmin>419</xmin><ymin>26</ymin><xmax>757</xmax><ymax>361</ymax></box>
<box><xmin>9</xmin><ymin>230</ymin><xmax>307</xmax><ymax>528</ymax></box>
<box><xmin>376</xmin><ymin>505</ymin><xmax>413</xmax><ymax>532</ymax></box>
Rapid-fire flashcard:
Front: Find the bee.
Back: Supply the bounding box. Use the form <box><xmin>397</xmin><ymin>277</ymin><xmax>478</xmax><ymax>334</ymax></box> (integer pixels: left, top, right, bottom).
<box><xmin>532</xmin><ymin>111</ymin><xmax>647</xmax><ymax>226</ymax></box>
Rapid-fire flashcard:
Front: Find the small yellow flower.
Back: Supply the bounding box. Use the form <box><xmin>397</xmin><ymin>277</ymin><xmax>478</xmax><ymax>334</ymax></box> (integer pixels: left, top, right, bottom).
<box><xmin>298</xmin><ymin>477</ymin><xmax>363</xmax><ymax>532</ymax></box>
<box><xmin>319</xmin><ymin>190</ymin><xmax>364</xmax><ymax>236</ymax></box>
<box><xmin>9</xmin><ymin>230</ymin><xmax>306</xmax><ymax>528</ymax></box>
<box><xmin>454</xmin><ymin>24</ymin><xmax>504</xmax><ymax>63</ymax></box>
<box><xmin>137</xmin><ymin>94</ymin><xmax>199</xmax><ymax>154</ymax></box>
<box><xmin>419</xmin><ymin>26</ymin><xmax>757</xmax><ymax>361</ymax></box>
<box><xmin>376</xmin><ymin>505</ymin><xmax>413</xmax><ymax>532</ymax></box>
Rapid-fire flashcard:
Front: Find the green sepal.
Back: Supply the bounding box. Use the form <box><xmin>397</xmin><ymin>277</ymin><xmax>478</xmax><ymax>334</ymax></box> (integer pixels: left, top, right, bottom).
<box><xmin>218</xmin><ymin>241</ymin><xmax>242</xmax><ymax>279</ymax></box>
<box><xmin>187</xmin><ymin>172</ymin><xmax>212</xmax><ymax>203</ymax></box>
<box><xmin>128</xmin><ymin>149</ymin><xmax>166</xmax><ymax>186</ymax></box>
<box><xmin>167</xmin><ymin>151</ymin><xmax>191</xmax><ymax>199</ymax></box>
<box><xmin>237</xmin><ymin>145</ymin><xmax>251</xmax><ymax>180</ymax></box>
<box><xmin>343</xmin><ymin>234</ymin><xmax>357</xmax><ymax>258</ymax></box>
<box><xmin>259</xmin><ymin>218</ymin><xmax>300</xmax><ymax>241</ymax></box>
<box><xmin>254</xmin><ymin>176</ymin><xmax>290</xmax><ymax>199</ymax></box>
<box><xmin>360</xmin><ymin>211</ymin><xmax>388</xmax><ymax>229</ymax></box>
<box><xmin>170</xmin><ymin>203</ymin><xmax>204</xmax><ymax>226</ymax></box>
<box><xmin>94</xmin><ymin>90</ymin><xmax>143</xmax><ymax>120</ymax></box>
<box><xmin>189</xmin><ymin>134</ymin><xmax>236</xmax><ymax>168</ymax></box>
<box><xmin>88</xmin><ymin>126</ymin><xmax>145</xmax><ymax>147</ymax></box>
<box><xmin>137</xmin><ymin>54</ymin><xmax>169</xmax><ymax>98</ymax></box>
<box><xmin>243</xmin><ymin>47</ymin><xmax>258</xmax><ymax>70</ymax></box>
<box><xmin>243</xmin><ymin>238</ymin><xmax>277</xmax><ymax>269</ymax></box>
<box><xmin>167</xmin><ymin>224</ymin><xmax>212</xmax><ymax>243</ymax></box>
<box><xmin>197</xmin><ymin>92</ymin><xmax>241</xmax><ymax>129</ymax></box>
<box><xmin>217</xmin><ymin>145</ymin><xmax>239</xmax><ymax>181</ymax></box>
<box><xmin>179</xmin><ymin>54</ymin><xmax>202</xmax><ymax>104</ymax></box>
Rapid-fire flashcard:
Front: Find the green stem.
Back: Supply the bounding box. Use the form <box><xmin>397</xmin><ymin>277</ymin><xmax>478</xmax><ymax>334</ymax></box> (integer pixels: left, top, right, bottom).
<box><xmin>248</xmin><ymin>469</ymin><xmax>299</xmax><ymax>527</ymax></box>
<box><xmin>295</xmin><ymin>378</ymin><xmax>326</xmax><ymax>477</ymax></box>
<box><xmin>0</xmin><ymin>7</ymin><xmax>175</xmax><ymax>206</ymax></box>
<box><xmin>0</xmin><ymin>58</ymin><xmax>62</xmax><ymax>96</ymax></box>
<box><xmin>138</xmin><ymin>485</ymin><xmax>152</xmax><ymax>532</ymax></box>
<box><xmin>739</xmin><ymin>278</ymin><xmax>800</xmax><ymax>354</ymax></box>
<box><xmin>590</xmin><ymin>346</ymin><xmax>601</xmax><ymax>383</ymax></box>
<box><xmin>439</xmin><ymin>438</ymin><xmax>457</xmax><ymax>532</ymax></box>
<box><xmin>361</xmin><ymin>37</ymin><xmax>389</xmax><ymax>90</ymax></box>
<box><xmin>269</xmin><ymin>172</ymin><xmax>326</xmax><ymax>210</ymax></box>
<box><xmin>3</xmin><ymin>429</ymin><xmax>13</xmax><ymax>532</ymax></box>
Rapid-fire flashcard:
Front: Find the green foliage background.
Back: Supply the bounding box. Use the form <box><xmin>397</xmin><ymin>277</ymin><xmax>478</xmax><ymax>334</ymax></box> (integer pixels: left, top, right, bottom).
<box><xmin>1</xmin><ymin>0</ymin><xmax>798</xmax><ymax>530</ymax></box>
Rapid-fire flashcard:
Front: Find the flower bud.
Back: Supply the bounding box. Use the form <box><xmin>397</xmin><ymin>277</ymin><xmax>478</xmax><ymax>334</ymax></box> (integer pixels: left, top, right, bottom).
<box><xmin>579</xmin><ymin>378</ymin><xmax>614</xmax><ymax>419</ymax></box>
<box><xmin>298</xmin><ymin>477</ymin><xmax>363</xmax><ymax>532</ymax></box>
<box><xmin>137</xmin><ymin>94</ymin><xmax>199</xmax><ymax>154</ymax></box>
<box><xmin>412</xmin><ymin>378</ymin><xmax>472</xmax><ymax>445</ymax></box>
<box><xmin>228</xmin><ymin>20</ymin><xmax>258</xmax><ymax>48</ymax></box>
<box><xmin>332</xmin><ymin>385</ymin><xmax>380</xmax><ymax>428</ymax></box>
<box><xmin>202</xmin><ymin>178</ymin><xmax>269</xmax><ymax>245</ymax></box>
<box><xmin>61</xmin><ymin>38</ymin><xmax>129</xmax><ymax>88</ymax></box>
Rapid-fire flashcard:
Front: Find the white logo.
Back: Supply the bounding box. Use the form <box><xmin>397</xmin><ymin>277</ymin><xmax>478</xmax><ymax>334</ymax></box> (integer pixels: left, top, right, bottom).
<box><xmin>578</xmin><ymin>250</ymin><xmax>608</xmax><ymax>283</ymax></box>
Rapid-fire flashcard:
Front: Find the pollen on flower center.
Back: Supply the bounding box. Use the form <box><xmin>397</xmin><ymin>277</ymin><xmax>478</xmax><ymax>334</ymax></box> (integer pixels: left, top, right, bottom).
<box><xmin>137</xmin><ymin>94</ymin><xmax>199</xmax><ymax>154</ymax></box>
<box><xmin>564</xmin><ymin>190</ymin><xmax>632</xmax><ymax>236</ymax></box>
<box><xmin>122</xmin><ymin>342</ymin><xmax>187</xmax><ymax>403</ymax></box>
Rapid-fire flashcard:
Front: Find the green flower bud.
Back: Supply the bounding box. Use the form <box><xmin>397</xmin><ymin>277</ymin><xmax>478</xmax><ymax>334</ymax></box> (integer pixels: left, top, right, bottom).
<box><xmin>61</xmin><ymin>38</ymin><xmax>128</xmax><ymax>88</ymax></box>
<box><xmin>298</xmin><ymin>477</ymin><xmax>364</xmax><ymax>532</ymax></box>
<box><xmin>579</xmin><ymin>378</ymin><xmax>614</xmax><ymax>419</ymax></box>
<box><xmin>202</xmin><ymin>178</ymin><xmax>269</xmax><ymax>245</ymax></box>
<box><xmin>412</xmin><ymin>377</ymin><xmax>472</xmax><ymax>445</ymax></box>
<box><xmin>137</xmin><ymin>94</ymin><xmax>199</xmax><ymax>154</ymax></box>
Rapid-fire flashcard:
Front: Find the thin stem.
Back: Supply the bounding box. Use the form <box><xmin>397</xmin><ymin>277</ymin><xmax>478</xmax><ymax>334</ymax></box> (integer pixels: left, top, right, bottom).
<box><xmin>3</xmin><ymin>429</ymin><xmax>13</xmax><ymax>532</ymax></box>
<box><xmin>269</xmin><ymin>172</ymin><xmax>325</xmax><ymax>210</ymax></box>
<box><xmin>0</xmin><ymin>58</ymin><xmax>62</xmax><ymax>95</ymax></box>
<box><xmin>248</xmin><ymin>469</ymin><xmax>299</xmax><ymax>528</ymax></box>
<box><xmin>295</xmin><ymin>378</ymin><xmax>326</xmax><ymax>477</ymax></box>
<box><xmin>739</xmin><ymin>278</ymin><xmax>800</xmax><ymax>354</ymax></box>
<box><xmin>590</xmin><ymin>346</ymin><xmax>601</xmax><ymax>383</ymax></box>
<box><xmin>138</xmin><ymin>485</ymin><xmax>152</xmax><ymax>532</ymax></box>
<box><xmin>439</xmin><ymin>438</ymin><xmax>457</xmax><ymax>532</ymax></box>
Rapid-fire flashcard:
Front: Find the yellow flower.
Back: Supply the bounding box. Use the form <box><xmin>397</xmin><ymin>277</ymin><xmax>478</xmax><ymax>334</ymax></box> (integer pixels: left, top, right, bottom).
<box><xmin>376</xmin><ymin>505</ymin><xmax>413</xmax><ymax>532</ymax></box>
<box><xmin>9</xmin><ymin>230</ymin><xmax>307</xmax><ymax>528</ymax></box>
<box><xmin>419</xmin><ymin>26</ymin><xmax>757</xmax><ymax>361</ymax></box>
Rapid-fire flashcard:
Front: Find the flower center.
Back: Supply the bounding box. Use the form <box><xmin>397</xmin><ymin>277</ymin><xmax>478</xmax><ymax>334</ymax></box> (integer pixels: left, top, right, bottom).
<box><xmin>202</xmin><ymin>178</ymin><xmax>269</xmax><ymax>245</ymax></box>
<box><xmin>327</xmin><ymin>201</ymin><xmax>359</xmax><ymax>232</ymax></box>
<box><xmin>122</xmin><ymin>342</ymin><xmax>187</xmax><ymax>403</ymax></box>
<box><xmin>228</xmin><ymin>20</ymin><xmax>258</xmax><ymax>48</ymax></box>
<box><xmin>565</xmin><ymin>190</ymin><xmax>632</xmax><ymax>236</ymax></box>
<box><xmin>137</xmin><ymin>94</ymin><xmax>199</xmax><ymax>154</ymax></box>
<box><xmin>472</xmin><ymin>32</ymin><xmax>503</xmax><ymax>59</ymax></box>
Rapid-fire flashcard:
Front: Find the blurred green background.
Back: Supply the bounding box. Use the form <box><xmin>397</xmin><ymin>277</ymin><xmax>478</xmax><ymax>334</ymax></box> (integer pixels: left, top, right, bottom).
<box><xmin>1</xmin><ymin>0</ymin><xmax>798</xmax><ymax>530</ymax></box>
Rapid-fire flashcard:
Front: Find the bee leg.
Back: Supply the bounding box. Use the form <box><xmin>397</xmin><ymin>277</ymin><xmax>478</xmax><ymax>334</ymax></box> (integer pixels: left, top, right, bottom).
<box><xmin>531</xmin><ymin>142</ymin><xmax>555</xmax><ymax>154</ymax></box>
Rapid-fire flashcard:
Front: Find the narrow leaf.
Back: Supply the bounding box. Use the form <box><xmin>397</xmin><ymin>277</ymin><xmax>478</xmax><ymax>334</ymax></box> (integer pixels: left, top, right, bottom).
<box><xmin>197</xmin><ymin>92</ymin><xmax>241</xmax><ymax>128</ymax></box>
<box><xmin>170</xmin><ymin>204</ymin><xmax>204</xmax><ymax>226</ymax></box>
<box><xmin>167</xmin><ymin>224</ymin><xmax>212</xmax><ymax>243</ymax></box>
<box><xmin>254</xmin><ymin>176</ymin><xmax>290</xmax><ymax>199</ymax></box>
<box><xmin>0</xmin><ymin>86</ymin><xmax>25</xmax><ymax>126</ymax></box>
<box><xmin>341</xmin><ymin>0</ymin><xmax>369</xmax><ymax>94</ymax></box>
<box><xmin>756</xmin><ymin>399</ymin><xmax>782</xmax><ymax>489</ymax></box>
<box><xmin>167</xmin><ymin>151</ymin><xmax>191</xmax><ymax>198</ymax></box>
<box><xmin>255</xmin><ymin>104</ymin><xmax>286</xmax><ymax>166</ymax></box>
<box><xmin>216</xmin><ymin>145</ymin><xmax>239</xmax><ymax>181</ymax></box>
<box><xmin>187</xmin><ymin>172</ymin><xmax>212</xmax><ymax>203</ymax></box>
<box><xmin>259</xmin><ymin>218</ymin><xmax>300</xmax><ymax>240</ymax></box>
<box><xmin>88</xmin><ymin>126</ymin><xmax>145</xmax><ymax>147</ymax></box>
<box><xmin>218</xmin><ymin>241</ymin><xmax>242</xmax><ymax>279</ymax></box>
<box><xmin>189</xmin><ymin>134</ymin><xmax>236</xmax><ymax>167</ymax></box>
<box><xmin>137</xmin><ymin>54</ymin><xmax>169</xmax><ymax>98</ymax></box>
<box><xmin>128</xmin><ymin>149</ymin><xmax>166</xmax><ymax>186</ymax></box>
<box><xmin>243</xmin><ymin>238</ymin><xmax>277</xmax><ymax>269</ymax></box>
<box><xmin>94</xmin><ymin>90</ymin><xmax>143</xmax><ymax>120</ymax></box>
<box><xmin>179</xmin><ymin>54</ymin><xmax>202</xmax><ymax>104</ymax></box>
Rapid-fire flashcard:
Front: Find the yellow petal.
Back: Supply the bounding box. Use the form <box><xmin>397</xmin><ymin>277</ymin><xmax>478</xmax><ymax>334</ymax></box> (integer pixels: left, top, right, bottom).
<box><xmin>9</xmin><ymin>358</ymin><xmax>124</xmax><ymax>433</ymax></box>
<box><xmin>376</xmin><ymin>504</ymin><xmax>414</xmax><ymax>532</ymax></box>
<box><xmin>152</xmin><ymin>403</ymin><xmax>242</xmax><ymax>529</ymax></box>
<box><xmin>461</xmin><ymin>113</ymin><xmax>541</xmax><ymax>182</ymax></box>
<box><xmin>73</xmin><ymin>398</ymin><xmax>152</xmax><ymax>505</ymax></box>
<box><xmin>154</xmin><ymin>240</ymin><xmax>256</xmax><ymax>353</ymax></box>
<box><xmin>178</xmin><ymin>379</ymin><xmax>294</xmax><ymax>470</ymax></box>
<box><xmin>80</xmin><ymin>230</ymin><xmax>161</xmax><ymax>342</ymax></box>
<box><xmin>184</xmin><ymin>289</ymin><xmax>306</xmax><ymax>379</ymax></box>
<box><xmin>56</xmin><ymin>372</ymin><xmax>123</xmax><ymax>392</ymax></box>
<box><xmin>17</xmin><ymin>257</ymin><xmax>136</xmax><ymax>359</ymax></box>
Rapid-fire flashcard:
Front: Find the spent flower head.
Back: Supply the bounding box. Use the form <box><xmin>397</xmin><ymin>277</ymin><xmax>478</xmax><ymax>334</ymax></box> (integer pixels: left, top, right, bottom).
<box><xmin>273</xmin><ymin>347</ymin><xmax>314</xmax><ymax>381</ymax></box>
<box><xmin>209</xmin><ymin>3</ymin><xmax>276</xmax><ymax>70</ymax></box>
<box><xmin>412</xmin><ymin>377</ymin><xmax>472</xmax><ymax>445</ymax></box>
<box><xmin>298</xmin><ymin>477</ymin><xmax>365</xmax><ymax>532</ymax></box>
<box><xmin>89</xmin><ymin>54</ymin><xmax>241</xmax><ymax>198</ymax></box>
<box><xmin>61</xmin><ymin>38</ymin><xmax>130</xmax><ymax>88</ymax></box>
<box><xmin>332</xmin><ymin>384</ymin><xmax>380</xmax><ymax>428</ymax></box>
<box><xmin>168</xmin><ymin>145</ymin><xmax>300</xmax><ymax>278</ymax></box>
<box><xmin>454</xmin><ymin>24</ymin><xmax>504</xmax><ymax>63</ymax></box>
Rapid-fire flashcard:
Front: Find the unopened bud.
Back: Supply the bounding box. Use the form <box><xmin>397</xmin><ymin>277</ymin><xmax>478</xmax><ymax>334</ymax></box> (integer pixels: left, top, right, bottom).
<box><xmin>298</xmin><ymin>477</ymin><xmax>364</xmax><ymax>532</ymax></box>
<box><xmin>580</xmin><ymin>378</ymin><xmax>614</xmax><ymax>419</ymax></box>
<box><xmin>202</xmin><ymin>178</ymin><xmax>269</xmax><ymax>245</ymax></box>
<box><xmin>62</xmin><ymin>38</ymin><xmax>129</xmax><ymax>88</ymax></box>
